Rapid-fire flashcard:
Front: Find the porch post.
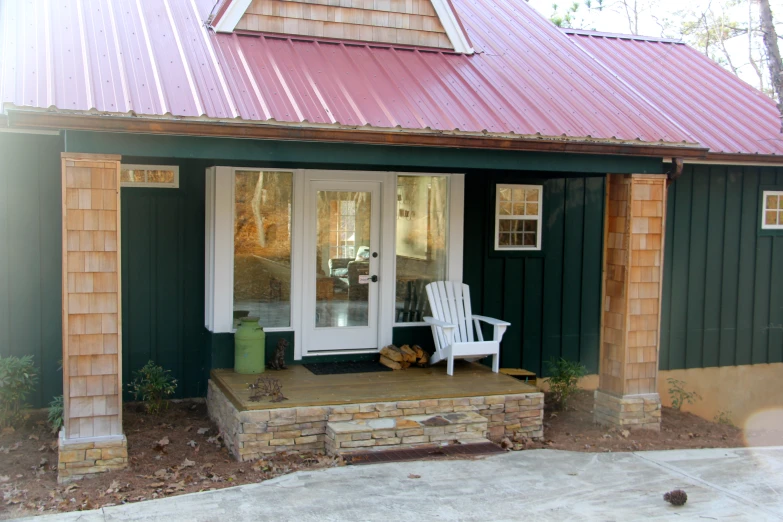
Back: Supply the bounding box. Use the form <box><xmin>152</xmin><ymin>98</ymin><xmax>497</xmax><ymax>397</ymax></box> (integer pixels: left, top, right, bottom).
<box><xmin>58</xmin><ymin>153</ymin><xmax>127</xmax><ymax>482</ymax></box>
<box><xmin>594</xmin><ymin>174</ymin><xmax>667</xmax><ymax>431</ymax></box>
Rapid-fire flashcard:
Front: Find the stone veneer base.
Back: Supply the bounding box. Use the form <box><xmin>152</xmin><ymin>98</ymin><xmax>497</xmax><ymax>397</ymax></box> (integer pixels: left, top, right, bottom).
<box><xmin>207</xmin><ymin>380</ymin><xmax>544</xmax><ymax>461</ymax></box>
<box><xmin>57</xmin><ymin>432</ymin><xmax>128</xmax><ymax>483</ymax></box>
<box><xmin>593</xmin><ymin>390</ymin><xmax>661</xmax><ymax>431</ymax></box>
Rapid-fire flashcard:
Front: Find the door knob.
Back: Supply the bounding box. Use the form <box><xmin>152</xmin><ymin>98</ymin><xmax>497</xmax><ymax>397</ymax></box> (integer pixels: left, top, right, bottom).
<box><xmin>372</xmin><ymin>252</ymin><xmax>378</xmax><ymax>258</ymax></box>
<box><xmin>371</xmin><ymin>275</ymin><xmax>378</xmax><ymax>282</ymax></box>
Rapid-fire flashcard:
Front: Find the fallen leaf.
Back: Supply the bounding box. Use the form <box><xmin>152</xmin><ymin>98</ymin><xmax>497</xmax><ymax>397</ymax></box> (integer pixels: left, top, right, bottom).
<box><xmin>28</xmin><ymin>434</ymin><xmax>39</xmax><ymax>441</ymax></box>
<box><xmin>154</xmin><ymin>436</ymin><xmax>170</xmax><ymax>452</ymax></box>
<box><xmin>500</xmin><ymin>437</ymin><xmax>513</xmax><ymax>450</ymax></box>
<box><xmin>181</xmin><ymin>458</ymin><xmax>195</xmax><ymax>468</ymax></box>
<box><xmin>187</xmin><ymin>440</ymin><xmax>198</xmax><ymax>448</ymax></box>
<box><xmin>408</xmin><ymin>474</ymin><xmax>421</xmax><ymax>479</ymax></box>
<box><xmin>621</xmin><ymin>430</ymin><xmax>630</xmax><ymax>439</ymax></box>
<box><xmin>0</xmin><ymin>476</ymin><xmax>9</xmax><ymax>483</ymax></box>
<box><xmin>197</xmin><ymin>428</ymin><xmax>210</xmax><ymax>435</ymax></box>
<box><xmin>184</xmin><ymin>426</ymin><xmax>193</xmax><ymax>433</ymax></box>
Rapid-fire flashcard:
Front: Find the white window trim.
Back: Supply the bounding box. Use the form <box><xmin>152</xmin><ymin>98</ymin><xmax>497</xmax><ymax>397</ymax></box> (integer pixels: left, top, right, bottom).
<box><xmin>494</xmin><ymin>183</ymin><xmax>543</xmax><ymax>251</ymax></box>
<box><xmin>761</xmin><ymin>190</ymin><xmax>783</xmax><ymax>230</ymax></box>
<box><xmin>120</xmin><ymin>164</ymin><xmax>179</xmax><ymax>188</ymax></box>
<box><xmin>204</xmin><ymin>169</ymin><xmax>465</xmax><ymax>342</ymax></box>
<box><xmin>205</xmin><ymin>167</ymin><xmax>298</xmax><ymax>334</ymax></box>
<box><xmin>393</xmin><ymin>173</ymin><xmax>464</xmax><ymax>327</ymax></box>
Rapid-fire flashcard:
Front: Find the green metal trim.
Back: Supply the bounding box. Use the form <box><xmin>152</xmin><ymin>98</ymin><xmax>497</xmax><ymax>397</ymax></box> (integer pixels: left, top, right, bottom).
<box><xmin>63</xmin><ymin>131</ymin><xmax>665</xmax><ymax>174</ymax></box>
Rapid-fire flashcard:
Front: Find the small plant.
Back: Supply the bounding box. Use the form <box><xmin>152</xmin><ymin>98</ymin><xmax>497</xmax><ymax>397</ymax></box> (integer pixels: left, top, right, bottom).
<box><xmin>0</xmin><ymin>355</ymin><xmax>39</xmax><ymax>428</ymax></box>
<box><xmin>128</xmin><ymin>361</ymin><xmax>177</xmax><ymax>415</ymax></box>
<box><xmin>714</xmin><ymin>410</ymin><xmax>734</xmax><ymax>426</ymax></box>
<box><xmin>48</xmin><ymin>395</ymin><xmax>64</xmax><ymax>434</ymax></box>
<box><xmin>667</xmin><ymin>378</ymin><xmax>701</xmax><ymax>411</ymax></box>
<box><xmin>546</xmin><ymin>357</ymin><xmax>587</xmax><ymax>410</ymax></box>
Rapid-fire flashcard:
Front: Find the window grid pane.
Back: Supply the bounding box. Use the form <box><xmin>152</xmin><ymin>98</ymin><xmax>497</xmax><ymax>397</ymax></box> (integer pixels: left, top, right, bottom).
<box><xmin>762</xmin><ymin>190</ymin><xmax>783</xmax><ymax>230</ymax></box>
<box><xmin>495</xmin><ymin>184</ymin><xmax>542</xmax><ymax>250</ymax></box>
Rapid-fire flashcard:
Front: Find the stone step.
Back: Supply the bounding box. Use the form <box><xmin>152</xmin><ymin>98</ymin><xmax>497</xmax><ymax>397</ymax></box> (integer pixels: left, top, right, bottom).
<box><xmin>325</xmin><ymin>411</ymin><xmax>489</xmax><ymax>455</ymax></box>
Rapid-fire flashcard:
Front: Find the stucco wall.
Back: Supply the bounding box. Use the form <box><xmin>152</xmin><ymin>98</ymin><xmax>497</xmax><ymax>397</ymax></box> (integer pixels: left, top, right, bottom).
<box><xmin>546</xmin><ymin>365</ymin><xmax>783</xmax><ymax>429</ymax></box>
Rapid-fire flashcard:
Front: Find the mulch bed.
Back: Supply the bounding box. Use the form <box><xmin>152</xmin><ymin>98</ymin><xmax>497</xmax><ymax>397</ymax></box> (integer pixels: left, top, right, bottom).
<box><xmin>0</xmin><ymin>401</ymin><xmax>345</xmax><ymax>520</ymax></box>
<box><xmin>1</xmin><ymin>391</ymin><xmax>775</xmax><ymax>519</ymax></box>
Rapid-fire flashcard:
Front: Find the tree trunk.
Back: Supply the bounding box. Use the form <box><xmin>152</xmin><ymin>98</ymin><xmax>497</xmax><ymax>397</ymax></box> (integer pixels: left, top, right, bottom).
<box><xmin>760</xmin><ymin>0</ymin><xmax>783</xmax><ymax>131</ymax></box>
<box><xmin>252</xmin><ymin>172</ymin><xmax>267</xmax><ymax>247</ymax></box>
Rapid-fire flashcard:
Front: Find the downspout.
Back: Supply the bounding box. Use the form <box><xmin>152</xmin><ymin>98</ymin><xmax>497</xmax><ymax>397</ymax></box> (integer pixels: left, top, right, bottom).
<box><xmin>666</xmin><ymin>157</ymin><xmax>684</xmax><ymax>186</ymax></box>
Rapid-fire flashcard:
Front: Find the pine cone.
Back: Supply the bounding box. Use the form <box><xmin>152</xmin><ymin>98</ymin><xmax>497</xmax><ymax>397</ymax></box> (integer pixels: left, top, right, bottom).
<box><xmin>663</xmin><ymin>489</ymin><xmax>688</xmax><ymax>506</ymax></box>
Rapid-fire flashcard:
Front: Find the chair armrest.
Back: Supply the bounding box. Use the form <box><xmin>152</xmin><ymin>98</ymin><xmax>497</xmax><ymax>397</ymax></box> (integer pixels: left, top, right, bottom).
<box><xmin>423</xmin><ymin>317</ymin><xmax>457</xmax><ymax>329</ymax></box>
<box><xmin>472</xmin><ymin>315</ymin><xmax>511</xmax><ymax>327</ymax></box>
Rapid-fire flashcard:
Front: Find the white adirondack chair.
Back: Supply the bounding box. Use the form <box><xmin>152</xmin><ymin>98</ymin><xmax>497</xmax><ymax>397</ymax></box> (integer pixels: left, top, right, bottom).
<box><xmin>423</xmin><ymin>281</ymin><xmax>510</xmax><ymax>376</ymax></box>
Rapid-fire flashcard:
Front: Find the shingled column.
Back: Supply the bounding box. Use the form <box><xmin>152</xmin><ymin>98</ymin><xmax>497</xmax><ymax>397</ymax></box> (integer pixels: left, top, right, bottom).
<box><xmin>594</xmin><ymin>174</ymin><xmax>667</xmax><ymax>431</ymax></box>
<box><xmin>58</xmin><ymin>153</ymin><xmax>127</xmax><ymax>482</ymax></box>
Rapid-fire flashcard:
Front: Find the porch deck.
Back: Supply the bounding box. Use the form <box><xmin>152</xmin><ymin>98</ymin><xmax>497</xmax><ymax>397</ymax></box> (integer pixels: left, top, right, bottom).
<box><xmin>211</xmin><ymin>362</ymin><xmax>539</xmax><ymax>412</ymax></box>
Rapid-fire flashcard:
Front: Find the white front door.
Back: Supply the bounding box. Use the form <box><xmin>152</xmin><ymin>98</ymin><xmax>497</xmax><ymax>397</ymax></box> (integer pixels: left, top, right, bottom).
<box><xmin>302</xmin><ymin>177</ymin><xmax>382</xmax><ymax>353</ymax></box>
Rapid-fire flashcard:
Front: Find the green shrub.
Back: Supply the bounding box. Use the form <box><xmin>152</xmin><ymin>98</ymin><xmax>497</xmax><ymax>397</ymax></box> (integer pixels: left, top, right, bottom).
<box><xmin>714</xmin><ymin>410</ymin><xmax>734</xmax><ymax>426</ymax></box>
<box><xmin>48</xmin><ymin>395</ymin><xmax>64</xmax><ymax>434</ymax></box>
<box><xmin>128</xmin><ymin>361</ymin><xmax>177</xmax><ymax>415</ymax></box>
<box><xmin>667</xmin><ymin>378</ymin><xmax>701</xmax><ymax>410</ymax></box>
<box><xmin>546</xmin><ymin>357</ymin><xmax>587</xmax><ymax>410</ymax></box>
<box><xmin>0</xmin><ymin>355</ymin><xmax>39</xmax><ymax>428</ymax></box>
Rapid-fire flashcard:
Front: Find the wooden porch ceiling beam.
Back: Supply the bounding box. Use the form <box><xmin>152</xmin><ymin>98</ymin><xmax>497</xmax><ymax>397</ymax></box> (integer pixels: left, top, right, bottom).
<box><xmin>6</xmin><ymin>111</ymin><xmax>710</xmax><ymax>159</ymax></box>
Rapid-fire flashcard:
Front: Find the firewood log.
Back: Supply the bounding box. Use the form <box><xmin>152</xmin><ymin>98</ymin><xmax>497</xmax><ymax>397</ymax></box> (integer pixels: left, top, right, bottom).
<box><xmin>380</xmin><ymin>345</ymin><xmax>403</xmax><ymax>362</ymax></box>
<box><xmin>399</xmin><ymin>345</ymin><xmax>417</xmax><ymax>363</ymax></box>
<box><xmin>380</xmin><ymin>355</ymin><xmax>402</xmax><ymax>370</ymax></box>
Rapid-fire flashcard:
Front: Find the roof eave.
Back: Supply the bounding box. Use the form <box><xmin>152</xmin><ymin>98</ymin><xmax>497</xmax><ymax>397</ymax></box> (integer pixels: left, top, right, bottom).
<box><xmin>5</xmin><ymin>110</ymin><xmax>708</xmax><ymax>159</ymax></box>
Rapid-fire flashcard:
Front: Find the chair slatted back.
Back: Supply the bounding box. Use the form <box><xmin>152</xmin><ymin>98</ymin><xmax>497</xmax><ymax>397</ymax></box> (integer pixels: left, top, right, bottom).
<box><xmin>425</xmin><ymin>281</ymin><xmax>474</xmax><ymax>352</ymax></box>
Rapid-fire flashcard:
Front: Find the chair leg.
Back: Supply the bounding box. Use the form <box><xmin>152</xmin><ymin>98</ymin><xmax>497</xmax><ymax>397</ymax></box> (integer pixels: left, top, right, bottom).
<box><xmin>447</xmin><ymin>355</ymin><xmax>454</xmax><ymax>376</ymax></box>
<box><xmin>491</xmin><ymin>353</ymin><xmax>499</xmax><ymax>373</ymax></box>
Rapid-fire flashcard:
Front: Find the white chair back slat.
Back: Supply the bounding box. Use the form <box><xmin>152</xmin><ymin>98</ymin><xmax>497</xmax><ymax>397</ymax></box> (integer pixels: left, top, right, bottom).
<box><xmin>443</xmin><ymin>282</ymin><xmax>462</xmax><ymax>343</ymax></box>
<box><xmin>426</xmin><ymin>283</ymin><xmax>446</xmax><ymax>352</ymax></box>
<box><xmin>461</xmin><ymin>284</ymin><xmax>475</xmax><ymax>343</ymax></box>
<box><xmin>435</xmin><ymin>281</ymin><xmax>453</xmax><ymax>328</ymax></box>
<box><xmin>451</xmin><ymin>283</ymin><xmax>468</xmax><ymax>344</ymax></box>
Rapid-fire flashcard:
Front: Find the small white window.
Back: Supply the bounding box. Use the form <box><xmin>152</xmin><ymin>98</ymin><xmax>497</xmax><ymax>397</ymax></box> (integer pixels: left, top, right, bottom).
<box><xmin>120</xmin><ymin>164</ymin><xmax>179</xmax><ymax>188</ymax></box>
<box><xmin>762</xmin><ymin>190</ymin><xmax>783</xmax><ymax>230</ymax></box>
<box><xmin>495</xmin><ymin>184</ymin><xmax>543</xmax><ymax>250</ymax></box>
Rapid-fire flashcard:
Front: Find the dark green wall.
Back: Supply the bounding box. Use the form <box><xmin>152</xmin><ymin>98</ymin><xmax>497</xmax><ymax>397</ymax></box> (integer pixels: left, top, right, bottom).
<box><xmin>120</xmin><ymin>159</ymin><xmax>211</xmax><ymax>399</ymax></box>
<box><xmin>463</xmin><ymin>173</ymin><xmax>606</xmax><ymax>376</ymax></box>
<box><xmin>0</xmin><ymin>133</ymin><xmax>64</xmax><ymax>408</ymax></box>
<box><xmin>660</xmin><ymin>165</ymin><xmax>783</xmax><ymax>370</ymax></box>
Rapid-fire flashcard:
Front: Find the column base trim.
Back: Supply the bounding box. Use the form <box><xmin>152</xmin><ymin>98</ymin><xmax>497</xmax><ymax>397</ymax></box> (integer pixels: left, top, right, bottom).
<box><xmin>593</xmin><ymin>390</ymin><xmax>661</xmax><ymax>431</ymax></box>
<box><xmin>58</xmin><ymin>432</ymin><xmax>128</xmax><ymax>483</ymax></box>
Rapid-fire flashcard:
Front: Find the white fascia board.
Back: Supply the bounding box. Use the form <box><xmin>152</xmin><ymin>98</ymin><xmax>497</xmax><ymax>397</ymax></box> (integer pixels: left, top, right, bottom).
<box><xmin>430</xmin><ymin>0</ymin><xmax>474</xmax><ymax>54</ymax></box>
<box><xmin>212</xmin><ymin>0</ymin><xmax>252</xmax><ymax>33</ymax></box>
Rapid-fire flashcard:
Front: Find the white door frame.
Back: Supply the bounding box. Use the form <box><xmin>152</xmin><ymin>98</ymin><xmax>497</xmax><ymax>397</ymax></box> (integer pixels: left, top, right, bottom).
<box><xmin>297</xmin><ymin>170</ymin><xmax>395</xmax><ymax>357</ymax></box>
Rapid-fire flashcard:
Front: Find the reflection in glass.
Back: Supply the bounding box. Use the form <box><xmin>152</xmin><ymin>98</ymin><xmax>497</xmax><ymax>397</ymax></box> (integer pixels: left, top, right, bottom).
<box><xmin>395</xmin><ymin>175</ymin><xmax>449</xmax><ymax>323</ymax></box>
<box><xmin>316</xmin><ymin>191</ymin><xmax>372</xmax><ymax>328</ymax></box>
<box><xmin>233</xmin><ymin>171</ymin><xmax>293</xmax><ymax>328</ymax></box>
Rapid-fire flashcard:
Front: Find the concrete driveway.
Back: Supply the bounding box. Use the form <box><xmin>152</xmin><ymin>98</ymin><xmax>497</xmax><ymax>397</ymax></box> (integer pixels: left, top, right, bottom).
<box><xmin>13</xmin><ymin>447</ymin><xmax>783</xmax><ymax>521</ymax></box>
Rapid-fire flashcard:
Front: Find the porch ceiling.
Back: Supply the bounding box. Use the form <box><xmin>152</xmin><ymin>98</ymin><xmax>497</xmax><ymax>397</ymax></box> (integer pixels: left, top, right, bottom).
<box><xmin>211</xmin><ymin>364</ymin><xmax>537</xmax><ymax>411</ymax></box>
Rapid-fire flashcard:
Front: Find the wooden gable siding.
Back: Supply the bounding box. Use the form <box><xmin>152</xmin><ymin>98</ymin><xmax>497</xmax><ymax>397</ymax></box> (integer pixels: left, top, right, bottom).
<box><xmin>236</xmin><ymin>0</ymin><xmax>453</xmax><ymax>49</ymax></box>
<box><xmin>660</xmin><ymin>164</ymin><xmax>783</xmax><ymax>370</ymax></box>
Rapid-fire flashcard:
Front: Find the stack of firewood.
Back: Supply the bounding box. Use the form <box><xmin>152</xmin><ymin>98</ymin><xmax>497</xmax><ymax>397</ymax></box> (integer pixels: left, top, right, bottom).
<box><xmin>379</xmin><ymin>344</ymin><xmax>429</xmax><ymax>370</ymax></box>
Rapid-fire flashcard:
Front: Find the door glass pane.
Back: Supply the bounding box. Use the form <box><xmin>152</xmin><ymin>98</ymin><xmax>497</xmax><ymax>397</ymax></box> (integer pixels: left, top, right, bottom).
<box><xmin>234</xmin><ymin>171</ymin><xmax>293</xmax><ymax>328</ymax></box>
<box><xmin>316</xmin><ymin>190</ymin><xmax>372</xmax><ymax>328</ymax></box>
<box><xmin>395</xmin><ymin>175</ymin><xmax>448</xmax><ymax>323</ymax></box>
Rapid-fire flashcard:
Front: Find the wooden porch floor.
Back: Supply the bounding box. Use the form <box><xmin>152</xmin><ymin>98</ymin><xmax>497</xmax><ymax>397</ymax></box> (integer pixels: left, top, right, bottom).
<box><xmin>211</xmin><ymin>362</ymin><xmax>538</xmax><ymax>411</ymax></box>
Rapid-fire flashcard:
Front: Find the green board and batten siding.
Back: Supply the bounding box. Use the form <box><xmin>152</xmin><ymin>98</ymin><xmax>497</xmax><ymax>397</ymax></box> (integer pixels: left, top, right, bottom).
<box><xmin>463</xmin><ymin>174</ymin><xmax>606</xmax><ymax>375</ymax></box>
<box><xmin>660</xmin><ymin>165</ymin><xmax>783</xmax><ymax>370</ymax></box>
<box><xmin>0</xmin><ymin>133</ymin><xmax>64</xmax><ymax>408</ymax></box>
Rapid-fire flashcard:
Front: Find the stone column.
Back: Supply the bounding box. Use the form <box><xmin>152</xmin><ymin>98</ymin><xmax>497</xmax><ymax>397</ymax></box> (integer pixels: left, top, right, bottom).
<box><xmin>59</xmin><ymin>153</ymin><xmax>127</xmax><ymax>482</ymax></box>
<box><xmin>594</xmin><ymin>174</ymin><xmax>667</xmax><ymax>431</ymax></box>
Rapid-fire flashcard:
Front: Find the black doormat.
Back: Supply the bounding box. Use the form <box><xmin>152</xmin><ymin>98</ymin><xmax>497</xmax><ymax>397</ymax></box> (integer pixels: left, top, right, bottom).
<box><xmin>303</xmin><ymin>360</ymin><xmax>393</xmax><ymax>375</ymax></box>
<box><xmin>345</xmin><ymin>442</ymin><xmax>504</xmax><ymax>465</ymax></box>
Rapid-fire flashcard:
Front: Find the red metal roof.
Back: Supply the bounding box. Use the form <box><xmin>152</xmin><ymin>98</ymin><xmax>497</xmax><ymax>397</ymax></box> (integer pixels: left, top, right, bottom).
<box><xmin>564</xmin><ymin>30</ymin><xmax>783</xmax><ymax>156</ymax></box>
<box><xmin>2</xmin><ymin>0</ymin><xmax>749</xmax><ymax>150</ymax></box>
